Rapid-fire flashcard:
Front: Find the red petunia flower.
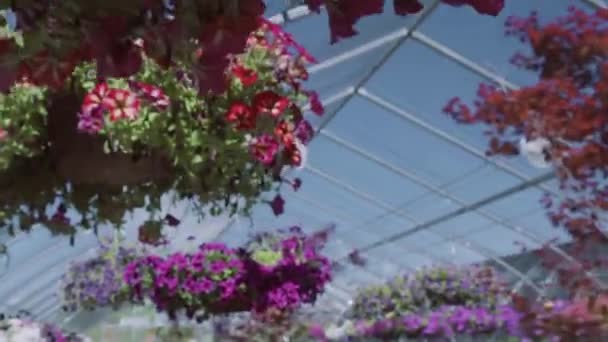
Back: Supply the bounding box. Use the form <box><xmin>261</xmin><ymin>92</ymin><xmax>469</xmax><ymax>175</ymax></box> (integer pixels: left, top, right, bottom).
<box><xmin>442</xmin><ymin>0</ymin><xmax>504</xmax><ymax>16</ymax></box>
<box><xmin>103</xmin><ymin>89</ymin><xmax>141</xmax><ymax>121</ymax></box>
<box><xmin>231</xmin><ymin>64</ymin><xmax>258</xmax><ymax>86</ymax></box>
<box><xmin>274</xmin><ymin>120</ymin><xmax>296</xmax><ymax>145</ymax></box>
<box><xmin>81</xmin><ymin>82</ymin><xmax>111</xmax><ymax>114</ymax></box>
<box><xmin>194</xmin><ymin>55</ymin><xmax>230</xmax><ymax>95</ymax></box>
<box><xmin>129</xmin><ymin>81</ymin><xmax>170</xmax><ymax>109</ymax></box>
<box><xmin>250</xmin><ymin>134</ymin><xmax>280</xmax><ymax>166</ymax></box>
<box><xmin>22</xmin><ymin>50</ymin><xmax>78</xmax><ymax>89</ymax></box>
<box><xmin>307</xmin><ymin>91</ymin><xmax>324</xmax><ymax>116</ymax></box>
<box><xmin>253</xmin><ymin>90</ymin><xmax>290</xmax><ymax>118</ymax></box>
<box><xmin>225</xmin><ymin>101</ymin><xmax>256</xmax><ymax>130</ymax></box>
<box><xmin>394</xmin><ymin>0</ymin><xmax>424</xmax><ymax>15</ymax></box>
<box><xmin>295</xmin><ymin>119</ymin><xmax>315</xmax><ymax>145</ymax></box>
<box><xmin>283</xmin><ymin>143</ymin><xmax>303</xmax><ymax>167</ymax></box>
<box><xmin>199</xmin><ymin>0</ymin><xmax>265</xmax><ymax>61</ymax></box>
<box><xmin>325</xmin><ymin>0</ymin><xmax>384</xmax><ymax>44</ymax></box>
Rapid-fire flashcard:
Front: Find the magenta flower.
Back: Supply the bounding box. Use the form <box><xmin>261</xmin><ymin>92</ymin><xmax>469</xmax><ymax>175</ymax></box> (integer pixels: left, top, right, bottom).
<box><xmin>253</xmin><ymin>90</ymin><xmax>290</xmax><ymax>118</ymax></box>
<box><xmin>77</xmin><ymin>107</ymin><xmax>105</xmax><ymax>134</ymax></box>
<box><xmin>81</xmin><ymin>82</ymin><xmax>110</xmax><ymax>114</ymax></box>
<box><xmin>210</xmin><ymin>260</ymin><xmax>227</xmax><ymax>274</ymax></box>
<box><xmin>198</xmin><ymin>278</ymin><xmax>215</xmax><ymax>294</ymax></box>
<box><xmin>250</xmin><ymin>134</ymin><xmax>279</xmax><ymax>166</ymax></box>
<box><xmin>268</xmin><ymin>194</ymin><xmax>285</xmax><ymax>216</ymax></box>
<box><xmin>295</xmin><ymin>119</ymin><xmax>315</xmax><ymax>145</ymax></box>
<box><xmin>307</xmin><ymin>91</ymin><xmax>324</xmax><ymax>115</ymax></box>
<box><xmin>104</xmin><ymin>88</ymin><xmax>141</xmax><ymax>121</ymax></box>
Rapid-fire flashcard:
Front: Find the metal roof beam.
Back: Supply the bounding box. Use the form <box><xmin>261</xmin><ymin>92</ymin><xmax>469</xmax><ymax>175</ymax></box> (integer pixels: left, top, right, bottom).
<box><xmin>304</xmin><ymin>165</ymin><xmax>542</xmax><ymax>293</ymax></box>
<box><xmin>313</xmin><ymin>0</ymin><xmax>442</xmax><ymax>135</ymax></box>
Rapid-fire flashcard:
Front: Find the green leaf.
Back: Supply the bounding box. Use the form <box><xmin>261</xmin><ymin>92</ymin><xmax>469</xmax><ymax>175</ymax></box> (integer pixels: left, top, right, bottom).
<box><xmin>192</xmin><ymin>155</ymin><xmax>203</xmax><ymax>165</ymax></box>
<box><xmin>103</xmin><ymin>140</ymin><xmax>112</xmax><ymax>154</ymax></box>
<box><xmin>188</xmin><ymin>130</ymin><xmax>203</xmax><ymax>147</ymax></box>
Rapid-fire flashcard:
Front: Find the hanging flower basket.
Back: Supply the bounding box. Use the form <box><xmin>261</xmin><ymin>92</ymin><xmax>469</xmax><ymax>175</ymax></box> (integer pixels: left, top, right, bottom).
<box><xmin>60</xmin><ymin>237</ymin><xmax>145</xmax><ymax>312</ymax></box>
<box><xmin>347</xmin><ymin>265</ymin><xmax>509</xmax><ymax>321</ymax></box>
<box><xmin>118</xmin><ymin>228</ymin><xmax>332</xmax><ymax>321</ymax></box>
<box><xmin>0</xmin><ymin>19</ymin><xmax>321</xmax><ymax>235</ymax></box>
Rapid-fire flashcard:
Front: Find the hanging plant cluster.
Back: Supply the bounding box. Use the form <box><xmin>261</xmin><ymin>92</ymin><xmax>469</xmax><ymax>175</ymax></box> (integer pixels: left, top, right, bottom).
<box><xmin>60</xmin><ymin>241</ymin><xmax>144</xmax><ymax>312</ymax></box>
<box><xmin>0</xmin><ymin>312</ymin><xmax>89</xmax><ymax>342</ymax></box>
<box><xmin>240</xmin><ymin>226</ymin><xmax>333</xmax><ymax>315</ymax></box>
<box><xmin>512</xmin><ymin>295</ymin><xmax>608</xmax><ymax>341</ymax></box>
<box><xmin>0</xmin><ymin>0</ymin><xmax>506</xmax><ymax>92</ymax></box>
<box><xmin>314</xmin><ymin>304</ymin><xmax>522</xmax><ymax>341</ymax></box>
<box><xmin>347</xmin><ymin>265</ymin><xmax>508</xmax><ymax>321</ymax></box>
<box><xmin>304</xmin><ymin>265</ymin><xmax>608</xmax><ymax>341</ymax></box>
<box><xmin>0</xmin><ymin>15</ymin><xmax>320</xmax><ymax>236</ymax></box>
<box><xmin>125</xmin><ymin>242</ymin><xmax>249</xmax><ymax>321</ymax></box>
<box><xmin>60</xmin><ymin>227</ymin><xmax>332</xmax><ymax>322</ymax></box>
<box><xmin>442</xmin><ymin>6</ymin><xmax>608</xmax><ymax>294</ymax></box>
<box><xmin>300</xmin><ymin>0</ymin><xmax>505</xmax><ymax>43</ymax></box>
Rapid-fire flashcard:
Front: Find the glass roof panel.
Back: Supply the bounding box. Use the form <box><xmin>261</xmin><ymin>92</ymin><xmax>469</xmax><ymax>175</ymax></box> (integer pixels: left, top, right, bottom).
<box><xmin>425</xmin><ymin>241</ymin><xmax>486</xmax><ymax>265</ymax></box>
<box><xmin>463</xmin><ymin>225</ymin><xmax>540</xmax><ymax>256</ymax></box>
<box><xmin>484</xmin><ymin>186</ymin><xmax>547</xmax><ymax>218</ymax></box>
<box><xmin>364</xmin><ymin>39</ymin><xmax>500</xmax><ymax>150</ymax></box>
<box><xmin>443</xmin><ymin>164</ymin><xmax>521</xmax><ymax>203</ymax></box>
<box><xmin>374</xmin><ymin>247</ymin><xmax>439</xmax><ymax>270</ymax></box>
<box><xmin>292</xmin><ymin>170</ymin><xmax>388</xmax><ymax>221</ymax></box>
<box><xmin>397</xmin><ymin>192</ymin><xmax>460</xmax><ymax>222</ymax></box>
<box><xmin>382</xmin><ymin>229</ymin><xmax>445</xmax><ymax>249</ymax></box>
<box><xmin>355</xmin><ymin>212</ymin><xmax>415</xmax><ymax>237</ymax></box>
<box><xmin>306</xmin><ymin>135</ymin><xmax>430</xmax><ymax>207</ymax></box>
<box><xmin>426</xmin><ymin>212</ymin><xmax>494</xmax><ymax>239</ymax></box>
<box><xmin>323</xmin><ymin>97</ymin><xmax>485</xmax><ymax>187</ymax></box>
<box><xmin>506</xmin><ymin>210</ymin><xmax>571</xmax><ymax>243</ymax></box>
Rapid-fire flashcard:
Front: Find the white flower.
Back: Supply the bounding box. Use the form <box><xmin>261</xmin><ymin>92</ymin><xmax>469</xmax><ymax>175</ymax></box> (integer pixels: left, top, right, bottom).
<box><xmin>519</xmin><ymin>136</ymin><xmax>552</xmax><ymax>169</ymax></box>
<box><xmin>0</xmin><ymin>319</ymin><xmax>43</xmax><ymax>342</ymax></box>
<box><xmin>8</xmin><ymin>326</ymin><xmax>42</xmax><ymax>342</ymax></box>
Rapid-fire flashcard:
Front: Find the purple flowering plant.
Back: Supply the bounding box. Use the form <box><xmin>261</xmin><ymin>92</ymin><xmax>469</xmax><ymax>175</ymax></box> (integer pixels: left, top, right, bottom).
<box><xmin>307</xmin><ymin>304</ymin><xmax>522</xmax><ymax>341</ymax></box>
<box><xmin>60</xmin><ymin>240</ymin><xmax>143</xmax><ymax>312</ymax></box>
<box><xmin>121</xmin><ymin>226</ymin><xmax>333</xmax><ymax>321</ymax></box>
<box><xmin>241</xmin><ymin>226</ymin><xmax>333</xmax><ymax>314</ymax></box>
<box><xmin>123</xmin><ymin>242</ymin><xmax>247</xmax><ymax>321</ymax></box>
<box><xmin>348</xmin><ymin>265</ymin><xmax>508</xmax><ymax>321</ymax></box>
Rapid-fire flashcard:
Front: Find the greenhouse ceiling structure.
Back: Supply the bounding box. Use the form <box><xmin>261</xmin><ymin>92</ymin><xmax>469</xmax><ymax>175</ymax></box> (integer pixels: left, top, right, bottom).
<box><xmin>0</xmin><ymin>0</ymin><xmax>607</xmax><ymax>339</ymax></box>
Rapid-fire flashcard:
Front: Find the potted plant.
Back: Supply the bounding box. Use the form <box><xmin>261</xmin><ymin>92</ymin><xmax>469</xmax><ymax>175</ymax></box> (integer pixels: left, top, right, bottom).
<box><xmin>0</xmin><ymin>18</ymin><xmax>320</xmax><ymax>236</ymax></box>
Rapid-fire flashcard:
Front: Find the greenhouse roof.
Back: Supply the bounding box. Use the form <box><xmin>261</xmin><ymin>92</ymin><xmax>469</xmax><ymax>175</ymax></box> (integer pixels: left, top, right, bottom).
<box><xmin>0</xmin><ymin>0</ymin><xmax>606</xmax><ymax>331</ymax></box>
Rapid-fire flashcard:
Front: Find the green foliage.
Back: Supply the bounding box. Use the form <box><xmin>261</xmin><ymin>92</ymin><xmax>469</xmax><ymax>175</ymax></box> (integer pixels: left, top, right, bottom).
<box><xmin>0</xmin><ymin>84</ymin><xmax>48</xmax><ymax>170</ymax></box>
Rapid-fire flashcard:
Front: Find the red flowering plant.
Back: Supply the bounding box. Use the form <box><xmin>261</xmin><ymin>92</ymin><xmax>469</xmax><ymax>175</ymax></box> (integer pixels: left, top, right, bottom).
<box><xmin>511</xmin><ymin>295</ymin><xmax>608</xmax><ymax>340</ymax></box>
<box><xmin>302</xmin><ymin>0</ymin><xmax>505</xmax><ymax>44</ymax></box>
<box><xmin>443</xmin><ymin>6</ymin><xmax>608</xmax><ymax>296</ymax></box>
<box><xmin>0</xmin><ymin>15</ymin><xmax>320</xmax><ymax>236</ymax></box>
